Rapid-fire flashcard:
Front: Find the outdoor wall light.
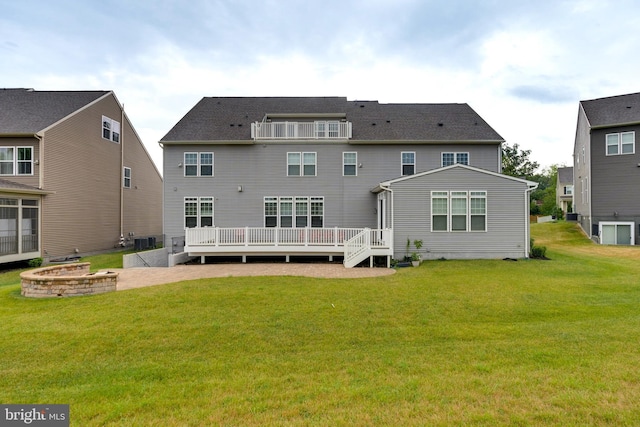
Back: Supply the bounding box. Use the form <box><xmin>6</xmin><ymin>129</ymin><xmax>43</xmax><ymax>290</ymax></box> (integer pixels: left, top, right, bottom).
<box><xmin>178</xmin><ymin>162</ymin><xmax>183</xmax><ymax>167</ymax></box>
<box><xmin>238</xmin><ymin>185</ymin><xmax>243</xmax><ymax>192</ymax></box>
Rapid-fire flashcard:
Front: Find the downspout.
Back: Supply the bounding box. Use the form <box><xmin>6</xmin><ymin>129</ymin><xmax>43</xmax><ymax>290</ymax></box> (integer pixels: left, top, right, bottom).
<box><xmin>377</xmin><ymin>182</ymin><xmax>394</xmax><ymax>255</ymax></box>
<box><xmin>377</xmin><ymin>183</ymin><xmax>394</xmax><ymax>230</ymax></box>
<box><xmin>35</xmin><ymin>133</ymin><xmax>44</xmax><ymax>189</ymax></box>
<box><xmin>120</xmin><ymin>104</ymin><xmax>125</xmax><ymax>244</ymax></box>
<box><xmin>525</xmin><ymin>182</ymin><xmax>538</xmax><ymax>257</ymax></box>
<box><xmin>35</xmin><ymin>132</ymin><xmax>44</xmax><ymax>257</ymax></box>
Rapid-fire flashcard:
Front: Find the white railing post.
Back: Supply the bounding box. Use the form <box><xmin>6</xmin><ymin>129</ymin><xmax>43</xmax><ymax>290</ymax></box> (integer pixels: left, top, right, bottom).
<box><xmin>245</xmin><ymin>226</ymin><xmax>249</xmax><ymax>246</ymax></box>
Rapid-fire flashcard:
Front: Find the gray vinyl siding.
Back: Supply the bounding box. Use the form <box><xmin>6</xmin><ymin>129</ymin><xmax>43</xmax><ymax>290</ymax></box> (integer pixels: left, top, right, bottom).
<box><xmin>589</xmin><ymin>124</ymin><xmax>640</xmax><ymax>243</ymax></box>
<box><xmin>389</xmin><ymin>167</ymin><xmax>530</xmax><ymax>260</ymax></box>
<box><xmin>41</xmin><ymin>95</ymin><xmax>162</xmax><ymax>258</ymax></box>
<box><xmin>162</xmin><ymin>142</ymin><xmax>501</xmax><ymax>243</ymax></box>
<box><xmin>573</xmin><ymin>107</ymin><xmax>592</xmax><ymax>236</ymax></box>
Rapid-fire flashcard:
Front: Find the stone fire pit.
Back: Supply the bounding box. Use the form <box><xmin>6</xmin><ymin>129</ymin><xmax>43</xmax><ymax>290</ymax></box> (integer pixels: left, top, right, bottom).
<box><xmin>20</xmin><ymin>262</ymin><xmax>118</xmax><ymax>298</ymax></box>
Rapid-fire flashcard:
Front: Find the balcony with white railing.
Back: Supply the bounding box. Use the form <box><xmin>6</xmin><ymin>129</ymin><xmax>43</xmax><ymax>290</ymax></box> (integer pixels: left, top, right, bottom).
<box><xmin>251</xmin><ymin>121</ymin><xmax>352</xmax><ymax>140</ymax></box>
<box><xmin>184</xmin><ymin>227</ymin><xmax>392</xmax><ymax>267</ymax></box>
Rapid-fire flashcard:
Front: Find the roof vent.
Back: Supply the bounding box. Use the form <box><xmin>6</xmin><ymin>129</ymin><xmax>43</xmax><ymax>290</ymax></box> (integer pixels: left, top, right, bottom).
<box><xmin>438</xmin><ymin>122</ymin><xmax>444</xmax><ymax>127</ymax></box>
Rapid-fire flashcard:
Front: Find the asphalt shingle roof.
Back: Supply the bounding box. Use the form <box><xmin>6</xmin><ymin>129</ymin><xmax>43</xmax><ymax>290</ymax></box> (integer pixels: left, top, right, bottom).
<box><xmin>161</xmin><ymin>97</ymin><xmax>504</xmax><ymax>143</ymax></box>
<box><xmin>580</xmin><ymin>92</ymin><xmax>640</xmax><ymax>128</ymax></box>
<box><xmin>0</xmin><ymin>178</ymin><xmax>48</xmax><ymax>194</ymax></box>
<box><xmin>557</xmin><ymin>166</ymin><xmax>573</xmax><ymax>184</ymax></box>
<box><xmin>0</xmin><ymin>88</ymin><xmax>109</xmax><ymax>134</ymax></box>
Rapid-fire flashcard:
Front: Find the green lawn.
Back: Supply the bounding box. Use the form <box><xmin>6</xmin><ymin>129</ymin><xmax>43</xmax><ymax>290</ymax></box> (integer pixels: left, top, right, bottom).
<box><xmin>2</xmin><ymin>222</ymin><xmax>640</xmax><ymax>426</ymax></box>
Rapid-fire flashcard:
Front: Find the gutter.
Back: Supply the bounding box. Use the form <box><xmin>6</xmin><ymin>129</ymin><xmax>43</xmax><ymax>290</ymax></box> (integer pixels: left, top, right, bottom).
<box><xmin>525</xmin><ymin>181</ymin><xmax>539</xmax><ymax>258</ymax></box>
<box><xmin>120</xmin><ymin>104</ymin><xmax>125</xmax><ymax>242</ymax></box>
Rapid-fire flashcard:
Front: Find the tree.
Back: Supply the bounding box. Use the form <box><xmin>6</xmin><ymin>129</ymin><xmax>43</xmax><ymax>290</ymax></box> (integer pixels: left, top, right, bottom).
<box><xmin>530</xmin><ymin>165</ymin><xmax>564</xmax><ymax>217</ymax></box>
<box><xmin>501</xmin><ymin>143</ymin><xmax>540</xmax><ymax>179</ymax></box>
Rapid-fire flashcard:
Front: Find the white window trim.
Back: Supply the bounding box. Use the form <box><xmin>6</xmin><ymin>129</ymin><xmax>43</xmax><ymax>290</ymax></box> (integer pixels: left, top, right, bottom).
<box><xmin>264</xmin><ymin>196</ymin><xmax>324</xmax><ymax>227</ymax></box>
<box><xmin>184</xmin><ymin>152</ymin><xmax>214</xmax><ymax>177</ymax></box>
<box><xmin>343</xmin><ymin>152</ymin><xmax>357</xmax><ymax>176</ymax></box>
<box><xmin>431</xmin><ymin>190</ymin><xmax>487</xmax><ymax>232</ymax></box>
<box><xmin>287</xmin><ymin>152</ymin><xmax>317</xmax><ymax>176</ymax></box>
<box><xmin>401</xmin><ymin>151</ymin><xmax>416</xmax><ymax>176</ymax></box>
<box><xmin>123</xmin><ymin>167</ymin><xmax>131</xmax><ymax>189</ymax></box>
<box><xmin>605</xmin><ymin>131</ymin><xmax>635</xmax><ymax>156</ymax></box>
<box><xmin>184</xmin><ymin>196</ymin><xmax>214</xmax><ymax>228</ymax></box>
<box><xmin>599</xmin><ymin>221</ymin><xmax>635</xmax><ymax>245</ymax></box>
<box><xmin>101</xmin><ymin>116</ymin><xmax>121</xmax><ymax>143</ymax></box>
<box><xmin>0</xmin><ymin>146</ymin><xmax>34</xmax><ymax>176</ymax></box>
<box><xmin>441</xmin><ymin>152</ymin><xmax>470</xmax><ymax>167</ymax></box>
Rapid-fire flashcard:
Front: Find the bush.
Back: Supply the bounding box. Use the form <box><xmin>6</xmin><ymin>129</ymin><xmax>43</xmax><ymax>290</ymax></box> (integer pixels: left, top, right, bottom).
<box><xmin>28</xmin><ymin>258</ymin><xmax>43</xmax><ymax>268</ymax></box>
<box><xmin>529</xmin><ymin>238</ymin><xmax>548</xmax><ymax>259</ymax></box>
<box><xmin>530</xmin><ymin>245</ymin><xmax>547</xmax><ymax>259</ymax></box>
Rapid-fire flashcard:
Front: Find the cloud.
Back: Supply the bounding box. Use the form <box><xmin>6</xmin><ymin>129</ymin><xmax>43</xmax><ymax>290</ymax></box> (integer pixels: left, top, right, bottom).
<box><xmin>509</xmin><ymin>84</ymin><xmax>578</xmax><ymax>104</ymax></box>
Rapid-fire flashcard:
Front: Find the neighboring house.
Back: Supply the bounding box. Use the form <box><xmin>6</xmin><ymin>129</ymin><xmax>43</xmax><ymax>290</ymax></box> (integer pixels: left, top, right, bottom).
<box><xmin>0</xmin><ymin>88</ymin><xmax>163</xmax><ymax>263</ymax></box>
<box><xmin>574</xmin><ymin>92</ymin><xmax>640</xmax><ymax>245</ymax></box>
<box><xmin>556</xmin><ymin>166</ymin><xmax>573</xmax><ymax>215</ymax></box>
<box><xmin>160</xmin><ymin>96</ymin><xmax>536</xmax><ymax>266</ymax></box>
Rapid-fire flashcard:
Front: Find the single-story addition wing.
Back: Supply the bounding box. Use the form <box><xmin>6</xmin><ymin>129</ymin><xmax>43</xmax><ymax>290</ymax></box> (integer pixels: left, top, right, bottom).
<box><xmin>373</xmin><ymin>164</ymin><xmax>538</xmax><ymax>260</ymax></box>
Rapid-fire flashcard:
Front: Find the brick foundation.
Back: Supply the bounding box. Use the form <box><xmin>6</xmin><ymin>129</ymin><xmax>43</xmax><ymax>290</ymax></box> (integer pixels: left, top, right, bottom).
<box><xmin>20</xmin><ymin>262</ymin><xmax>118</xmax><ymax>298</ymax></box>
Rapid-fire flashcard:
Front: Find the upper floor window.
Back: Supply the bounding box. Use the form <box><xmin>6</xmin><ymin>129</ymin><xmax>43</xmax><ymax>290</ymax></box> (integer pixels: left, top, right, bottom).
<box><xmin>402</xmin><ymin>152</ymin><xmax>415</xmax><ymax>176</ymax></box>
<box><xmin>343</xmin><ymin>152</ymin><xmax>357</xmax><ymax>176</ymax></box>
<box><xmin>123</xmin><ymin>167</ymin><xmax>131</xmax><ymax>188</ymax></box>
<box><xmin>442</xmin><ymin>152</ymin><xmax>469</xmax><ymax>167</ymax></box>
<box><xmin>314</xmin><ymin>121</ymin><xmax>339</xmax><ymax>138</ymax></box>
<box><xmin>102</xmin><ymin>116</ymin><xmax>120</xmax><ymax>143</ymax></box>
<box><xmin>184</xmin><ymin>152</ymin><xmax>214</xmax><ymax>177</ymax></box>
<box><xmin>606</xmin><ymin>131</ymin><xmax>634</xmax><ymax>156</ymax></box>
<box><xmin>564</xmin><ymin>185</ymin><xmax>573</xmax><ymax>195</ymax></box>
<box><xmin>0</xmin><ymin>147</ymin><xmax>33</xmax><ymax>176</ymax></box>
<box><xmin>287</xmin><ymin>152</ymin><xmax>316</xmax><ymax>176</ymax></box>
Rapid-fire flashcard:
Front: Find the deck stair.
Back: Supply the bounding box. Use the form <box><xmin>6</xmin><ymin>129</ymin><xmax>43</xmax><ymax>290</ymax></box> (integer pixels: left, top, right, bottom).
<box><xmin>343</xmin><ymin>228</ymin><xmax>372</xmax><ymax>268</ymax></box>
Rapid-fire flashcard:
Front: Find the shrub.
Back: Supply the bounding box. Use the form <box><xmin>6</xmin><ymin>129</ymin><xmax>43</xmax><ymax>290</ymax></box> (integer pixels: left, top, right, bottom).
<box><xmin>530</xmin><ymin>245</ymin><xmax>547</xmax><ymax>259</ymax></box>
<box><xmin>28</xmin><ymin>258</ymin><xmax>43</xmax><ymax>268</ymax></box>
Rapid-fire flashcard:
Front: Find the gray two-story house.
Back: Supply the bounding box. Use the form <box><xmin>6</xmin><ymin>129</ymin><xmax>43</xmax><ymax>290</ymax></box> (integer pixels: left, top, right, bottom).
<box><xmin>574</xmin><ymin>92</ymin><xmax>640</xmax><ymax>245</ymax></box>
<box><xmin>161</xmin><ymin>97</ymin><xmax>536</xmax><ymax>266</ymax></box>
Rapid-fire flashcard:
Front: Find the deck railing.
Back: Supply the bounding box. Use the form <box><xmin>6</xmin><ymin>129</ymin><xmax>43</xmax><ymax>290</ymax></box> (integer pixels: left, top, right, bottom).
<box><xmin>185</xmin><ymin>227</ymin><xmax>393</xmax><ymax>267</ymax></box>
<box><xmin>251</xmin><ymin>121</ymin><xmax>352</xmax><ymax>140</ymax></box>
<box><xmin>186</xmin><ymin>227</ymin><xmax>378</xmax><ymax>248</ymax></box>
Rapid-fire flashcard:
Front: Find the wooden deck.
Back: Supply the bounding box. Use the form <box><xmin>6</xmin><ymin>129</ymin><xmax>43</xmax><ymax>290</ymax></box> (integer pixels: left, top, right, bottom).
<box><xmin>184</xmin><ymin>227</ymin><xmax>393</xmax><ymax>267</ymax></box>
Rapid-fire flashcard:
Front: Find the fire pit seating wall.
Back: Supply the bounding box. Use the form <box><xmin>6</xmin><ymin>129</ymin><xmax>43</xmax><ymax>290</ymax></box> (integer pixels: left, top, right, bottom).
<box><xmin>20</xmin><ymin>262</ymin><xmax>118</xmax><ymax>297</ymax></box>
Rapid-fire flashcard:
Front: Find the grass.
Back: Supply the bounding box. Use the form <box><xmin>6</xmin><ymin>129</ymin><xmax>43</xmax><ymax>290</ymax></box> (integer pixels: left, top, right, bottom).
<box><xmin>2</xmin><ymin>222</ymin><xmax>640</xmax><ymax>425</ymax></box>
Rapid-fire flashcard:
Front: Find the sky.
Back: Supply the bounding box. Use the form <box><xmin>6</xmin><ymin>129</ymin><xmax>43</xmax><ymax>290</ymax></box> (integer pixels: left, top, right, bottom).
<box><xmin>2</xmin><ymin>0</ymin><xmax>639</xmax><ymax>173</ymax></box>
